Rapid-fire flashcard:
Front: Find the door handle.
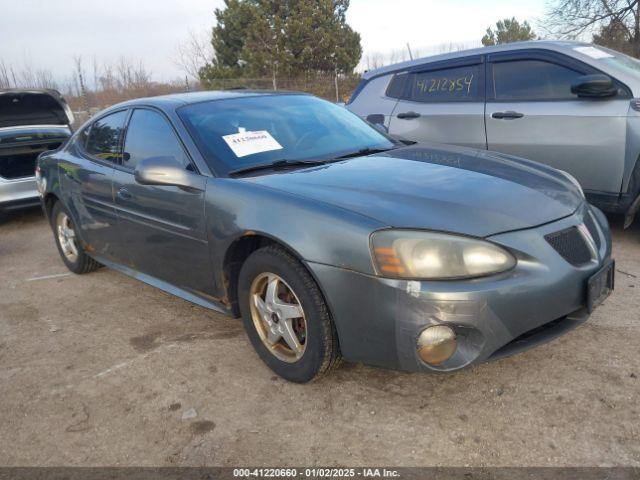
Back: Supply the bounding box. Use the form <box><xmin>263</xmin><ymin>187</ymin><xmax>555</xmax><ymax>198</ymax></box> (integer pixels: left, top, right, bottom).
<box><xmin>117</xmin><ymin>187</ymin><xmax>132</xmax><ymax>200</ymax></box>
<box><xmin>491</xmin><ymin>111</ymin><xmax>524</xmax><ymax>120</ymax></box>
<box><xmin>396</xmin><ymin>111</ymin><xmax>421</xmax><ymax>119</ymax></box>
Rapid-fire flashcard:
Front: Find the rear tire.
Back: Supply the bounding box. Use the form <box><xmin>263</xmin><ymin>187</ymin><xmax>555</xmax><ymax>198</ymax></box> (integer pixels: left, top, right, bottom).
<box><xmin>238</xmin><ymin>245</ymin><xmax>341</xmax><ymax>383</ymax></box>
<box><xmin>51</xmin><ymin>201</ymin><xmax>101</xmax><ymax>274</ymax></box>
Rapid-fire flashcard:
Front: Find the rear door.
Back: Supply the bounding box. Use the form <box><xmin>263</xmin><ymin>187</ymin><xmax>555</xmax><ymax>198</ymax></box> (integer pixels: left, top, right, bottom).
<box><xmin>485</xmin><ymin>50</ymin><xmax>630</xmax><ymax>195</ymax></box>
<box><xmin>388</xmin><ymin>57</ymin><xmax>487</xmax><ymax>149</ymax></box>
<box><xmin>59</xmin><ymin>110</ymin><xmax>128</xmax><ymax>262</ymax></box>
<box><xmin>111</xmin><ymin>107</ymin><xmax>212</xmax><ymax>295</ymax></box>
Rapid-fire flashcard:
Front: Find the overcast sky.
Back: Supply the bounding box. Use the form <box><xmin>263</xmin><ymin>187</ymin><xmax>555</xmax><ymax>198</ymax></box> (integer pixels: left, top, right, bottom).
<box><xmin>0</xmin><ymin>0</ymin><xmax>546</xmax><ymax>83</ymax></box>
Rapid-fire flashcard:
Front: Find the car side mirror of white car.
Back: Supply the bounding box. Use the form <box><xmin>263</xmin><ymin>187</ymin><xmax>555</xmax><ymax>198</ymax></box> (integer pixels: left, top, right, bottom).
<box><xmin>134</xmin><ymin>156</ymin><xmax>205</xmax><ymax>191</ymax></box>
<box><xmin>571</xmin><ymin>74</ymin><xmax>618</xmax><ymax>98</ymax></box>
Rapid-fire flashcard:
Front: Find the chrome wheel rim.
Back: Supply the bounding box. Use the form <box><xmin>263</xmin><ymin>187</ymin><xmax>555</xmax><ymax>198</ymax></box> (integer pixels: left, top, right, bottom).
<box><xmin>56</xmin><ymin>211</ymin><xmax>78</xmax><ymax>262</ymax></box>
<box><xmin>249</xmin><ymin>273</ymin><xmax>307</xmax><ymax>363</ymax></box>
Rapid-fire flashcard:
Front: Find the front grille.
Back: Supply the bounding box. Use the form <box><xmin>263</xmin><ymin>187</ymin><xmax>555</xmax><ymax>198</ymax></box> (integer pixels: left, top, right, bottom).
<box><xmin>545</xmin><ymin>226</ymin><xmax>592</xmax><ymax>266</ymax></box>
<box><xmin>583</xmin><ymin>212</ymin><xmax>602</xmax><ymax>250</ymax></box>
<box><xmin>489</xmin><ymin>309</ymin><xmax>588</xmax><ymax>361</ymax></box>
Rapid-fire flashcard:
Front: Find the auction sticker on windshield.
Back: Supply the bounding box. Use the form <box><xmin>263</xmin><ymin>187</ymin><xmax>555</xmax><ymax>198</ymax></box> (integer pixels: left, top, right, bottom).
<box><xmin>573</xmin><ymin>46</ymin><xmax>614</xmax><ymax>59</ymax></box>
<box><xmin>222</xmin><ymin>130</ymin><xmax>283</xmax><ymax>158</ymax></box>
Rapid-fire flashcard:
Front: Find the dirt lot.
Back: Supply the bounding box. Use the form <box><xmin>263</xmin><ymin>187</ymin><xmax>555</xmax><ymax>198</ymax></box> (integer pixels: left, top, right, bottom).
<box><xmin>0</xmin><ymin>207</ymin><xmax>639</xmax><ymax>467</ymax></box>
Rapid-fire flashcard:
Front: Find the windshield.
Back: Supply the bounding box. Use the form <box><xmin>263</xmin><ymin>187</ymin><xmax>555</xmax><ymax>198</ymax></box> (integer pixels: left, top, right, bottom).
<box><xmin>575</xmin><ymin>44</ymin><xmax>640</xmax><ymax>76</ymax></box>
<box><xmin>178</xmin><ymin>94</ymin><xmax>395</xmax><ymax>174</ymax></box>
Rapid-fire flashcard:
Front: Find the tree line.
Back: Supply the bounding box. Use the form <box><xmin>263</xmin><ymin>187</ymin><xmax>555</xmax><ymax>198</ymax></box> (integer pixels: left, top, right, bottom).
<box><xmin>199</xmin><ymin>0</ymin><xmax>640</xmax><ymax>89</ymax></box>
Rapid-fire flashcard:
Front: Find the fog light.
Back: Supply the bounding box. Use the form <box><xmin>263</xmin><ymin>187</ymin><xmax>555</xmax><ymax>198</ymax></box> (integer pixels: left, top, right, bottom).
<box><xmin>417</xmin><ymin>325</ymin><xmax>457</xmax><ymax>365</ymax></box>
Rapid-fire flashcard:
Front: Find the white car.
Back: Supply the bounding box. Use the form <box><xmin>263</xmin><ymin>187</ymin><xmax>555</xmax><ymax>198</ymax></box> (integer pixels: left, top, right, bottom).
<box><xmin>0</xmin><ymin>89</ymin><xmax>73</xmax><ymax>212</ymax></box>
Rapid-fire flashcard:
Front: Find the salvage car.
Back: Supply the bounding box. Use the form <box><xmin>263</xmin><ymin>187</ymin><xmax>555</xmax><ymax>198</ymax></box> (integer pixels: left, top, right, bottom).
<box><xmin>0</xmin><ymin>89</ymin><xmax>73</xmax><ymax>212</ymax></box>
<box><xmin>347</xmin><ymin>40</ymin><xmax>640</xmax><ymax>227</ymax></box>
<box><xmin>37</xmin><ymin>91</ymin><xmax>614</xmax><ymax>382</ymax></box>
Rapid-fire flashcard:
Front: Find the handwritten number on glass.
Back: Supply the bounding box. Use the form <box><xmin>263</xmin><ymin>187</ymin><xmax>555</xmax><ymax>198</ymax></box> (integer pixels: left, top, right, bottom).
<box><xmin>416</xmin><ymin>74</ymin><xmax>474</xmax><ymax>96</ymax></box>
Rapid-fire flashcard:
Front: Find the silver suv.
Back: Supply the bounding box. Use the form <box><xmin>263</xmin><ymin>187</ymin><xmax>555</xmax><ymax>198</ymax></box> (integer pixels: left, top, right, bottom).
<box><xmin>0</xmin><ymin>89</ymin><xmax>73</xmax><ymax>212</ymax></box>
<box><xmin>347</xmin><ymin>41</ymin><xmax>640</xmax><ymax>226</ymax></box>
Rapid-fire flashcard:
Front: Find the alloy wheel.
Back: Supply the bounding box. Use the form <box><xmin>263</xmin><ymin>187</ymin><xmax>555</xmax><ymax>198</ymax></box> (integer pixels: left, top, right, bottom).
<box><xmin>56</xmin><ymin>211</ymin><xmax>79</xmax><ymax>263</ymax></box>
<box><xmin>249</xmin><ymin>272</ymin><xmax>307</xmax><ymax>363</ymax></box>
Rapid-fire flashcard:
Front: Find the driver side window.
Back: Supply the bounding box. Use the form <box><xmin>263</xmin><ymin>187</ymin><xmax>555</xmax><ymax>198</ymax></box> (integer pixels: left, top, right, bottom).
<box><xmin>123</xmin><ymin>109</ymin><xmax>193</xmax><ymax>171</ymax></box>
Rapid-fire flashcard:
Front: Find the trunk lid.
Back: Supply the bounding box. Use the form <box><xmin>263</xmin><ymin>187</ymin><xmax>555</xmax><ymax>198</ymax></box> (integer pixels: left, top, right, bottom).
<box><xmin>0</xmin><ymin>89</ymin><xmax>74</xmax><ymax>128</ymax></box>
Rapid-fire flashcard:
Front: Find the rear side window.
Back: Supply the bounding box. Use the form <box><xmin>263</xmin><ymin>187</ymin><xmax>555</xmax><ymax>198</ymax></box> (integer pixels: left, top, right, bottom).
<box><xmin>492</xmin><ymin>60</ymin><xmax>582</xmax><ymax>101</ymax></box>
<box><xmin>386</xmin><ymin>72</ymin><xmax>409</xmax><ymax>99</ymax></box>
<box><xmin>84</xmin><ymin>110</ymin><xmax>127</xmax><ymax>162</ymax></box>
<box><xmin>407</xmin><ymin>65</ymin><xmax>481</xmax><ymax>103</ymax></box>
<box><xmin>122</xmin><ymin>109</ymin><xmax>191</xmax><ymax>170</ymax></box>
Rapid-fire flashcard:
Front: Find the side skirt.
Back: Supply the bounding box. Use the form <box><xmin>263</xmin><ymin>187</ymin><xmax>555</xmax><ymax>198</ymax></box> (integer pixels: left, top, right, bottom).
<box><xmin>91</xmin><ymin>254</ymin><xmax>231</xmax><ymax>315</ymax></box>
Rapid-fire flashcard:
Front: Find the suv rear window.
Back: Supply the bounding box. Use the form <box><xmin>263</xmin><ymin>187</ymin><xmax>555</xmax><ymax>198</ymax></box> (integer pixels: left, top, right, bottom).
<box><xmin>407</xmin><ymin>65</ymin><xmax>481</xmax><ymax>103</ymax></box>
<box><xmin>386</xmin><ymin>73</ymin><xmax>409</xmax><ymax>99</ymax></box>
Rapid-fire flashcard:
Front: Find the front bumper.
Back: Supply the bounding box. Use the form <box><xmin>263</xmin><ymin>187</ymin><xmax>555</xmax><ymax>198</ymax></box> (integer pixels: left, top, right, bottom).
<box><xmin>308</xmin><ymin>204</ymin><xmax>612</xmax><ymax>373</ymax></box>
<box><xmin>0</xmin><ymin>175</ymin><xmax>39</xmax><ymax>211</ymax></box>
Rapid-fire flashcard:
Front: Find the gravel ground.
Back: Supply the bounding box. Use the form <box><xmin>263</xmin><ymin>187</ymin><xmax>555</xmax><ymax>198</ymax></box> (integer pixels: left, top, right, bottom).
<box><xmin>0</xmin><ymin>207</ymin><xmax>638</xmax><ymax>467</ymax></box>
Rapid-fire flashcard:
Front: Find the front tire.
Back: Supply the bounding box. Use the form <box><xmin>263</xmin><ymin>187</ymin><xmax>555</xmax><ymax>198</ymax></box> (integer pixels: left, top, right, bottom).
<box><xmin>51</xmin><ymin>201</ymin><xmax>101</xmax><ymax>274</ymax></box>
<box><xmin>238</xmin><ymin>245</ymin><xmax>341</xmax><ymax>383</ymax></box>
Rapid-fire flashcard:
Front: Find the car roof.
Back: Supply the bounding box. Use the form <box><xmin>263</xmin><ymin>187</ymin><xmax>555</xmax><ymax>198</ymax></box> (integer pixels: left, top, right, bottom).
<box><xmin>106</xmin><ymin>89</ymin><xmax>310</xmax><ymax>111</ymax></box>
<box><xmin>362</xmin><ymin>40</ymin><xmax>591</xmax><ymax>79</ymax></box>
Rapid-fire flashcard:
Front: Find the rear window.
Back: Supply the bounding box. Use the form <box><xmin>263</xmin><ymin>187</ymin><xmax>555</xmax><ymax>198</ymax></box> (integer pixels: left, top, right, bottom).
<box><xmin>84</xmin><ymin>110</ymin><xmax>127</xmax><ymax>163</ymax></box>
<box><xmin>407</xmin><ymin>65</ymin><xmax>481</xmax><ymax>103</ymax></box>
<box><xmin>386</xmin><ymin>73</ymin><xmax>409</xmax><ymax>99</ymax></box>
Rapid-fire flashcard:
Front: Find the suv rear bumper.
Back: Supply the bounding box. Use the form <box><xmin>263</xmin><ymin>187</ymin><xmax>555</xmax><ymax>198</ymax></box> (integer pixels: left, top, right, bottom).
<box><xmin>0</xmin><ymin>176</ymin><xmax>39</xmax><ymax>211</ymax></box>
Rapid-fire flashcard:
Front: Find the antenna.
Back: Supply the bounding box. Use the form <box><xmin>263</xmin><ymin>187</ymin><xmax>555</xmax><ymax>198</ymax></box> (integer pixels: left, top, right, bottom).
<box><xmin>406</xmin><ymin>43</ymin><xmax>413</xmax><ymax>60</ymax></box>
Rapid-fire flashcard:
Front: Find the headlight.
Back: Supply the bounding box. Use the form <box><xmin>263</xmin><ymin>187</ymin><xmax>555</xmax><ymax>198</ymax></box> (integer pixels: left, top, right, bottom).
<box><xmin>558</xmin><ymin>170</ymin><xmax>585</xmax><ymax>198</ymax></box>
<box><xmin>371</xmin><ymin>230</ymin><xmax>516</xmax><ymax>280</ymax></box>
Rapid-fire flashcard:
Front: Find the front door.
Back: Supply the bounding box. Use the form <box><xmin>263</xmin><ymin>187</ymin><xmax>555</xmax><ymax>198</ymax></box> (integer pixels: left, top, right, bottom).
<box><xmin>388</xmin><ymin>58</ymin><xmax>487</xmax><ymax>150</ymax></box>
<box><xmin>485</xmin><ymin>52</ymin><xmax>630</xmax><ymax>195</ymax></box>
<box><xmin>112</xmin><ymin>107</ymin><xmax>213</xmax><ymax>295</ymax></box>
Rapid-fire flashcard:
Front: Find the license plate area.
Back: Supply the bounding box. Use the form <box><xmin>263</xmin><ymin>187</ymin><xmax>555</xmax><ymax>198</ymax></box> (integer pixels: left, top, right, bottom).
<box><xmin>587</xmin><ymin>260</ymin><xmax>615</xmax><ymax>313</ymax></box>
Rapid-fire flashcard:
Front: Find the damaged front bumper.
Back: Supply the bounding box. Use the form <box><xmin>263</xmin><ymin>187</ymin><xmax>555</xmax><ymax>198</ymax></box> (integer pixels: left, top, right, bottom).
<box><xmin>307</xmin><ymin>205</ymin><xmax>612</xmax><ymax>373</ymax></box>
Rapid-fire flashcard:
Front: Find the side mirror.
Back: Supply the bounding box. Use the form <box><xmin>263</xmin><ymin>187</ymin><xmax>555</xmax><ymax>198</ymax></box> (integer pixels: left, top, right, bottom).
<box><xmin>571</xmin><ymin>74</ymin><xmax>618</xmax><ymax>98</ymax></box>
<box><xmin>367</xmin><ymin>114</ymin><xmax>388</xmax><ymax>134</ymax></box>
<box><xmin>134</xmin><ymin>156</ymin><xmax>205</xmax><ymax>191</ymax></box>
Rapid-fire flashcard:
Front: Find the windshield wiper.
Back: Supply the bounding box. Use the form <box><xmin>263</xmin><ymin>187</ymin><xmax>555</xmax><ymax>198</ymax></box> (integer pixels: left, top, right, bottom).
<box><xmin>229</xmin><ymin>146</ymin><xmax>399</xmax><ymax>176</ymax></box>
<box><xmin>228</xmin><ymin>158</ymin><xmax>327</xmax><ymax>177</ymax></box>
<box><xmin>332</xmin><ymin>146</ymin><xmax>397</xmax><ymax>160</ymax></box>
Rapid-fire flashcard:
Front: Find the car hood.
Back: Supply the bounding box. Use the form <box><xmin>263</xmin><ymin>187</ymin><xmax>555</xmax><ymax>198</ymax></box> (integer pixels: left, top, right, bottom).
<box><xmin>243</xmin><ymin>145</ymin><xmax>583</xmax><ymax>237</ymax></box>
<box><xmin>0</xmin><ymin>89</ymin><xmax>74</xmax><ymax>128</ymax></box>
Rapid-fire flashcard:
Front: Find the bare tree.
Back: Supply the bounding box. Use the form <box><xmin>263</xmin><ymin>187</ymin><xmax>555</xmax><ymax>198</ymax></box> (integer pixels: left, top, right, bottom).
<box><xmin>545</xmin><ymin>0</ymin><xmax>640</xmax><ymax>56</ymax></box>
<box><xmin>174</xmin><ymin>30</ymin><xmax>213</xmax><ymax>80</ymax></box>
<box><xmin>0</xmin><ymin>62</ymin><xmax>12</xmax><ymax>88</ymax></box>
<box><xmin>0</xmin><ymin>60</ymin><xmax>59</xmax><ymax>89</ymax></box>
<box><xmin>73</xmin><ymin>55</ymin><xmax>90</xmax><ymax>110</ymax></box>
<box><xmin>364</xmin><ymin>52</ymin><xmax>384</xmax><ymax>70</ymax></box>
